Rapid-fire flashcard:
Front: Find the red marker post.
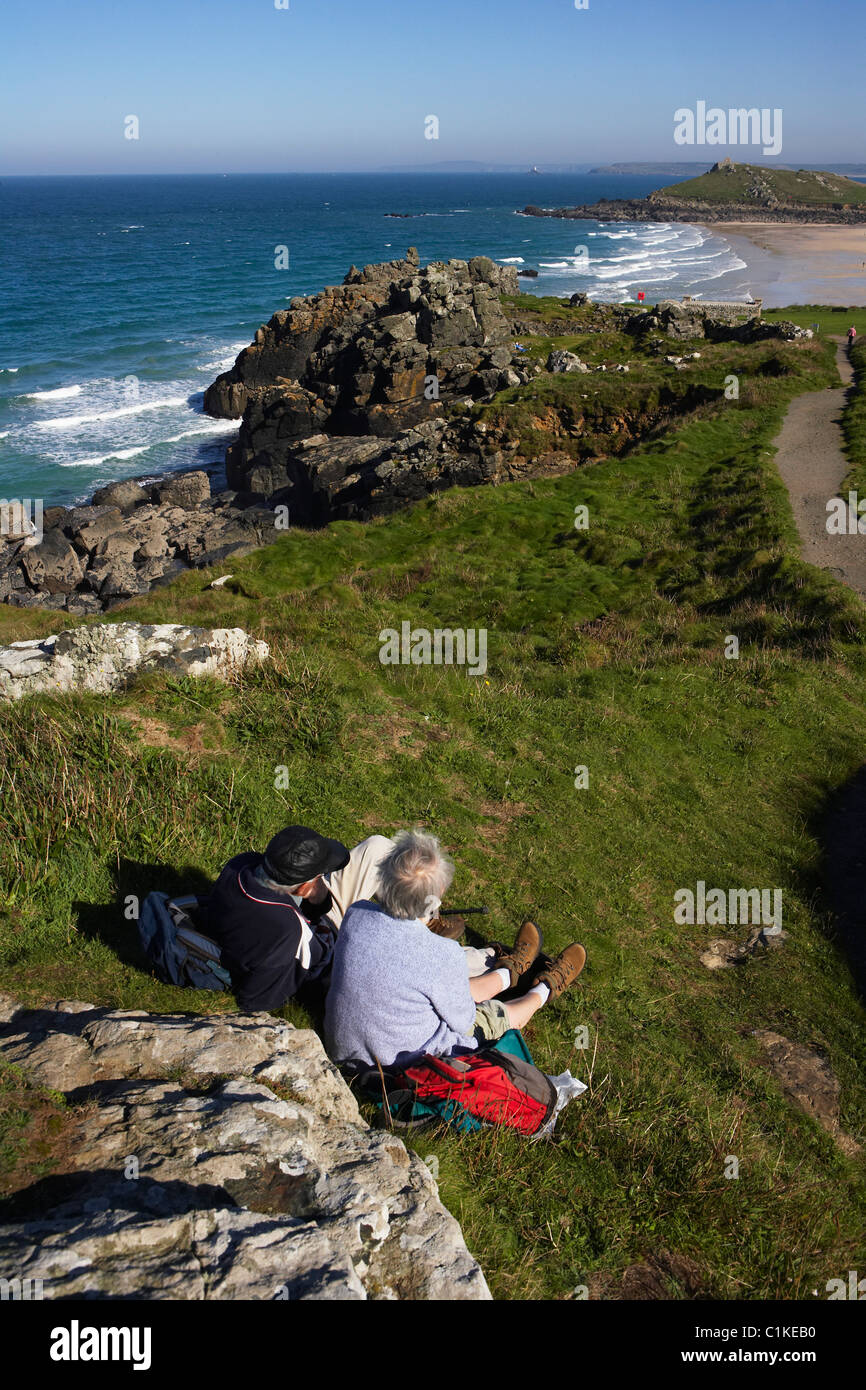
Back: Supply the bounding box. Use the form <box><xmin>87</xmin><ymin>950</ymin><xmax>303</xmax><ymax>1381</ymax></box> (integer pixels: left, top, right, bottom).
<box><xmin>637</xmin><ymin>291</ymin><xmax>645</xmax><ymax>303</ymax></box>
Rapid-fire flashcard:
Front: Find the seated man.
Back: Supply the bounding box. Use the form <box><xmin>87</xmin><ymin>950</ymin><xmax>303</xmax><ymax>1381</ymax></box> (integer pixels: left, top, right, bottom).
<box><xmin>205</xmin><ymin>826</ymin><xmax>393</xmax><ymax>1013</ymax></box>
<box><xmin>325</xmin><ymin>829</ymin><xmax>586</xmax><ymax>1068</ymax></box>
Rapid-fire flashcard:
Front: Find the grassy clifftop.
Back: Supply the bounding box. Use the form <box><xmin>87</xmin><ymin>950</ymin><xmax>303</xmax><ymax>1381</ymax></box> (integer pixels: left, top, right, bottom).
<box><xmin>657</xmin><ymin>162</ymin><xmax>866</xmax><ymax>207</ymax></box>
<box><xmin>2</xmin><ymin>312</ymin><xmax>866</xmax><ymax>1299</ymax></box>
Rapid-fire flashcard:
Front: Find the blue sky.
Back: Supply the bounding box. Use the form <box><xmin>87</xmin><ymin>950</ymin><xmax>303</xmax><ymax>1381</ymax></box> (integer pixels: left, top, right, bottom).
<box><xmin>0</xmin><ymin>0</ymin><xmax>860</xmax><ymax>174</ymax></box>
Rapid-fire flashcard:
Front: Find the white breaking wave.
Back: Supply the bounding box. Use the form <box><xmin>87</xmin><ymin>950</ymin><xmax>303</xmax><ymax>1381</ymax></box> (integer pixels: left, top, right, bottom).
<box><xmin>196</xmin><ymin>341</ymin><xmax>251</xmax><ymax>373</ymax></box>
<box><xmin>532</xmin><ymin>218</ymin><xmax>747</xmax><ymax>303</ymax></box>
<box><xmin>0</xmin><ymin>431</ymin><xmax>8</xmax><ymax>439</ymax></box>
<box><xmin>36</xmin><ymin>396</ymin><xmax>188</xmax><ymax>431</ymax></box>
<box><xmin>58</xmin><ymin>419</ymin><xmax>238</xmax><ymax>467</ymax></box>
<box><xmin>62</xmin><ymin>445</ymin><xmax>151</xmax><ymax>468</ymax></box>
<box><xmin>499</xmin><ymin>257</ymin><xmax>525</xmax><ymax>264</ymax></box>
<box><xmin>0</xmin><ymin>367</ymin><xmax>18</xmax><ymax>374</ymax></box>
<box><xmin>21</xmin><ymin>384</ymin><xmax>83</xmax><ymax>401</ymax></box>
<box><xmin>163</xmin><ymin>421</ymin><xmax>240</xmax><ymax>442</ymax></box>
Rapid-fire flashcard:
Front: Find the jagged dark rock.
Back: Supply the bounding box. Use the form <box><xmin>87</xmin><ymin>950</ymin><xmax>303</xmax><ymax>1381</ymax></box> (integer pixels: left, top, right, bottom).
<box><xmin>204</xmin><ymin>250</ymin><xmax>521</xmax><ymax>432</ymax></box>
<box><xmin>0</xmin><ymin>471</ymin><xmax>277</xmax><ymax>615</ymax></box>
<box><xmin>522</xmin><ymin>199</ymin><xmax>866</xmax><ymax>225</ymax></box>
<box><xmin>0</xmin><ymin>251</ymin><xmax>816</xmax><ymax>614</ymax></box>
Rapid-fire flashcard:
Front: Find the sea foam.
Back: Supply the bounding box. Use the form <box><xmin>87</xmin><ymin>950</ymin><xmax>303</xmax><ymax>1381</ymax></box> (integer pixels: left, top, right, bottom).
<box><xmin>36</xmin><ymin>397</ymin><xmax>188</xmax><ymax>431</ymax></box>
<box><xmin>62</xmin><ymin>445</ymin><xmax>151</xmax><ymax>468</ymax></box>
<box><xmin>21</xmin><ymin>385</ymin><xmax>83</xmax><ymax>402</ymax></box>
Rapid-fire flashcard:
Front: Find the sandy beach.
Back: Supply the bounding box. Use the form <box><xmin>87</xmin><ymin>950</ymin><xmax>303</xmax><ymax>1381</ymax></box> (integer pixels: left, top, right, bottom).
<box><xmin>710</xmin><ymin>223</ymin><xmax>866</xmax><ymax>307</ymax></box>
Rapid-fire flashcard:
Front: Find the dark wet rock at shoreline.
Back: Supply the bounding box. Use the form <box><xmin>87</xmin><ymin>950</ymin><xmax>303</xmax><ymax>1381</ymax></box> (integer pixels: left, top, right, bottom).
<box><xmin>522</xmin><ymin>199</ymin><xmax>866</xmax><ymax>225</ymax></box>
<box><xmin>0</xmin><ymin>472</ymin><xmax>278</xmax><ymax>615</ymax></box>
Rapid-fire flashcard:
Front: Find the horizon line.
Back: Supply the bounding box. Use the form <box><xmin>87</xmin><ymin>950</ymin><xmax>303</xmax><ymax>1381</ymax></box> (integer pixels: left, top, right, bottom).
<box><xmin>3</xmin><ymin>160</ymin><xmax>865</xmax><ymax>180</ymax></box>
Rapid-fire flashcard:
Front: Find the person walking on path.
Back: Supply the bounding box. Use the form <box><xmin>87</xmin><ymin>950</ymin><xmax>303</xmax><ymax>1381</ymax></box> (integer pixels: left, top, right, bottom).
<box><xmin>847</xmin><ymin>325</ymin><xmax>857</xmax><ymax>352</ymax></box>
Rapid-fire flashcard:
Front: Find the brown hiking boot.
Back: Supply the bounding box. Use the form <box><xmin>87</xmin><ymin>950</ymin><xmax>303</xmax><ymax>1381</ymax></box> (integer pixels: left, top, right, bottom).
<box><xmin>496</xmin><ymin>920</ymin><xmax>543</xmax><ymax>988</ymax></box>
<box><xmin>536</xmin><ymin>943</ymin><xmax>586</xmax><ymax>999</ymax></box>
<box><xmin>428</xmin><ymin>914</ymin><xmax>465</xmax><ymax>941</ymax></box>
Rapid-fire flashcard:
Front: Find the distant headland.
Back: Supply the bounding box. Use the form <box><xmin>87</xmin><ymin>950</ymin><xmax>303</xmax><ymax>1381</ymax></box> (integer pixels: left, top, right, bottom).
<box><xmin>523</xmin><ymin>160</ymin><xmax>866</xmax><ymax>225</ymax></box>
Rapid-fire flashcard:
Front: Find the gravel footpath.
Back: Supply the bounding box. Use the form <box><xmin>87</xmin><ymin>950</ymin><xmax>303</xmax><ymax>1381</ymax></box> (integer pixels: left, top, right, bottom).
<box><xmin>773</xmin><ymin>338</ymin><xmax>866</xmax><ymax>601</ymax></box>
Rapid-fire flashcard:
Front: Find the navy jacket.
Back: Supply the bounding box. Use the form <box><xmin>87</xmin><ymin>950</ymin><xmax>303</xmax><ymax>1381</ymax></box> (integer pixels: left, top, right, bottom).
<box><xmin>204</xmin><ymin>852</ymin><xmax>334</xmax><ymax>1013</ymax></box>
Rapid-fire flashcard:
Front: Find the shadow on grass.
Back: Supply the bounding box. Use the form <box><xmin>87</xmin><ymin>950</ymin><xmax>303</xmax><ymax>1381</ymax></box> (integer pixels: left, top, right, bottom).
<box><xmin>72</xmin><ymin>858</ymin><xmax>215</xmax><ymax>970</ymax></box>
<box><xmin>70</xmin><ymin>859</ymin><xmax>329</xmax><ymax>1028</ymax></box>
<box><xmin>812</xmin><ymin>764</ymin><xmax>866</xmax><ymax>1002</ymax></box>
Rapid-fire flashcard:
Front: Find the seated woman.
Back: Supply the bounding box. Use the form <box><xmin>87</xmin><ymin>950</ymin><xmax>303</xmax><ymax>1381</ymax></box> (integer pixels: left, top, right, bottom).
<box><xmin>324</xmin><ymin>829</ymin><xmax>586</xmax><ymax>1068</ymax></box>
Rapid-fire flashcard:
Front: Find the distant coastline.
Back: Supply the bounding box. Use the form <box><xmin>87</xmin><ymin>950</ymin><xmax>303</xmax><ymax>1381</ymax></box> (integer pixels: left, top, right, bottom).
<box><xmin>523</xmin><ymin>161</ymin><xmax>866</xmax><ymax>227</ymax></box>
<box><xmin>523</xmin><ymin>201</ymin><xmax>866</xmax><ymax>227</ymax></box>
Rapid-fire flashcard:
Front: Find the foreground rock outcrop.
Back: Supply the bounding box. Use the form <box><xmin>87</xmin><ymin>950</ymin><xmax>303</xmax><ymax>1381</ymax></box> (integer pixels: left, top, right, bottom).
<box><xmin>0</xmin><ymin>622</ymin><xmax>269</xmax><ymax>702</ymax></box>
<box><xmin>0</xmin><ymin>999</ymin><xmax>490</xmax><ymax>1300</ymax></box>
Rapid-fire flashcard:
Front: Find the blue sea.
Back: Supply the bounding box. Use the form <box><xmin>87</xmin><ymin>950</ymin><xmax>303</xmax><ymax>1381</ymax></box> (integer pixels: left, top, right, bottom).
<box><xmin>0</xmin><ymin>173</ymin><xmax>752</xmax><ymax>508</ymax></box>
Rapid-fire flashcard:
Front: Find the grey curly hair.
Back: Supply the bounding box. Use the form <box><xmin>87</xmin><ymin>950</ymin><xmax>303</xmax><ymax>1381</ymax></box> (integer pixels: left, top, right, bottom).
<box><xmin>377</xmin><ymin>830</ymin><xmax>454</xmax><ymax>922</ymax></box>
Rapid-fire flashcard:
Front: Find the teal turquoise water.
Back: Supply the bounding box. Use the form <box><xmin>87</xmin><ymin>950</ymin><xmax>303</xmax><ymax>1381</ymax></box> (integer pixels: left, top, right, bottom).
<box><xmin>0</xmin><ymin>173</ymin><xmax>750</xmax><ymax>507</ymax></box>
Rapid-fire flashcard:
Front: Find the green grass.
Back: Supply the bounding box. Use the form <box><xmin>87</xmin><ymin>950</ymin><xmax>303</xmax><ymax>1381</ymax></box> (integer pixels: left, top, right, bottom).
<box><xmin>842</xmin><ymin>339</ymin><xmax>866</xmax><ymax>494</ymax></box>
<box><xmin>1</xmin><ymin>318</ymin><xmax>865</xmax><ymax>1300</ymax></box>
<box><xmin>483</xmin><ymin>303</ymin><xmax>838</xmax><ymax>468</ymax></box>
<box><xmin>657</xmin><ymin>163</ymin><xmax>866</xmax><ymax>207</ymax></box>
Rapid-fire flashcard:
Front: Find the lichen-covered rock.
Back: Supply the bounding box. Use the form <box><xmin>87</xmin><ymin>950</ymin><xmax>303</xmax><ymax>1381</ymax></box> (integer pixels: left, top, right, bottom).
<box><xmin>0</xmin><ymin>622</ymin><xmax>269</xmax><ymax>701</ymax></box>
<box><xmin>0</xmin><ymin>999</ymin><xmax>357</xmax><ymax>1121</ymax></box>
<box><xmin>0</xmin><ymin>998</ymin><xmax>490</xmax><ymax>1300</ymax></box>
<box><xmin>547</xmin><ymin>349</ymin><xmax>590</xmax><ymax>374</ymax></box>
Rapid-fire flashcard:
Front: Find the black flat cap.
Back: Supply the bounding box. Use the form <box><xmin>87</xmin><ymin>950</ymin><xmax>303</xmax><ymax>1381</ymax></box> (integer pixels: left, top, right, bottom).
<box><xmin>263</xmin><ymin>826</ymin><xmax>350</xmax><ymax>887</ymax></box>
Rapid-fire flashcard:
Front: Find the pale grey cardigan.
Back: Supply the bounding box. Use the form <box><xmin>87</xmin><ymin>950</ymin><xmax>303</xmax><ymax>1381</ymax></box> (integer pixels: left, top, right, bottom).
<box><xmin>324</xmin><ymin>900</ymin><xmax>477</xmax><ymax>1066</ymax></box>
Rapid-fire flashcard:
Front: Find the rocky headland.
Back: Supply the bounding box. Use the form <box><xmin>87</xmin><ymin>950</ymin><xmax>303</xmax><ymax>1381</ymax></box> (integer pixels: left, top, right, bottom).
<box><xmin>523</xmin><ymin>161</ymin><xmax>866</xmax><ymax>226</ymax></box>
<box><xmin>523</xmin><ymin>198</ymin><xmax>866</xmax><ymax>226</ymax></box>
<box><xmin>0</xmin><ymin>247</ymin><xmax>812</xmax><ymax>615</ymax></box>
